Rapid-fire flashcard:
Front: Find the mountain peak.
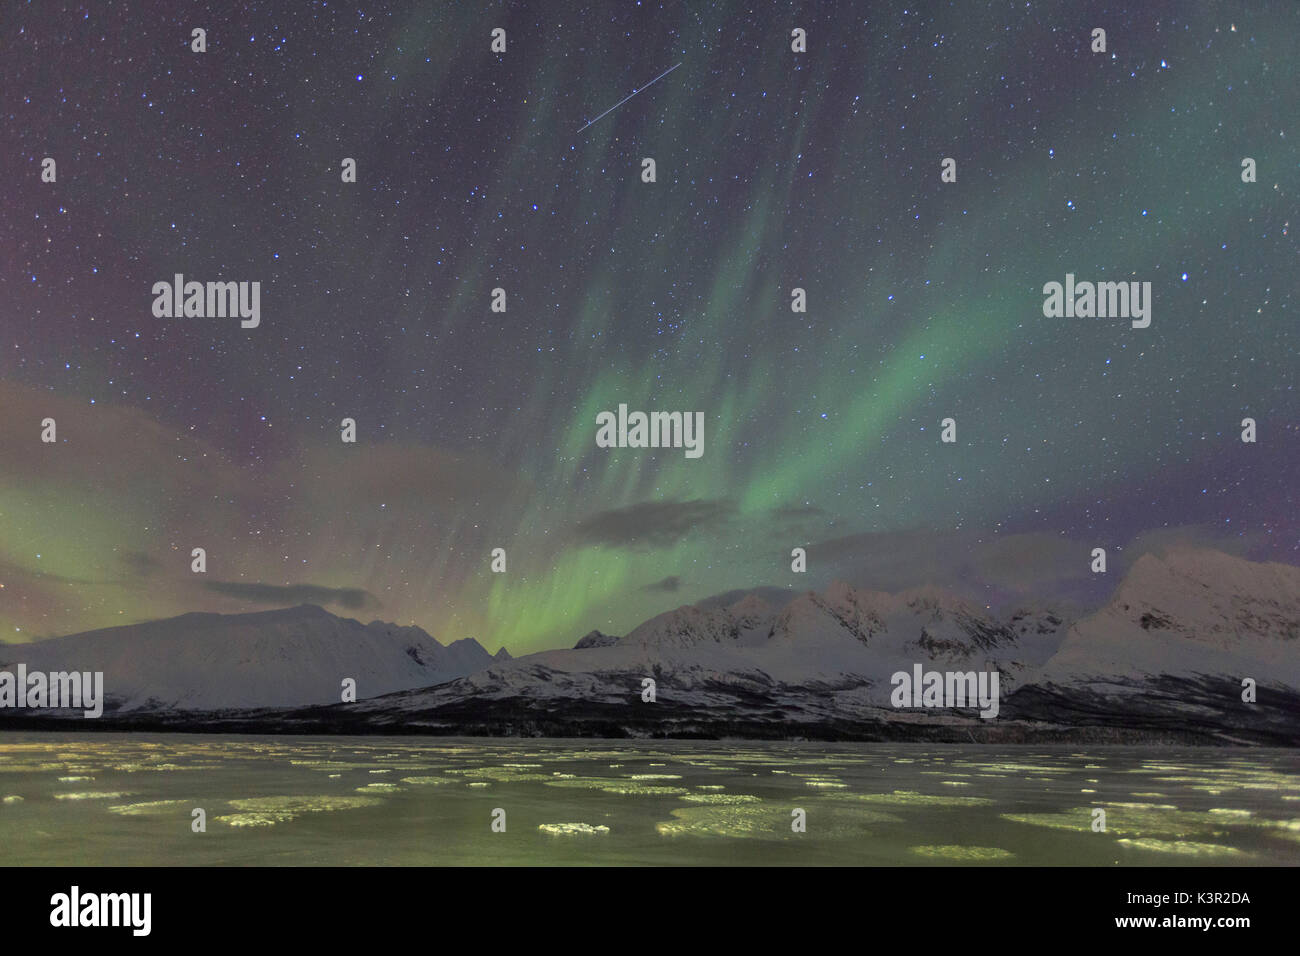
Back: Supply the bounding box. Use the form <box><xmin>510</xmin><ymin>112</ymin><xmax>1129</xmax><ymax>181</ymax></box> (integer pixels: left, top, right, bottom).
<box><xmin>448</xmin><ymin>637</ymin><xmax>487</xmax><ymax>651</ymax></box>
<box><xmin>823</xmin><ymin>579</ymin><xmax>857</xmax><ymax>603</ymax></box>
<box><xmin>725</xmin><ymin>593</ymin><xmax>773</xmax><ymax>621</ymax></box>
<box><xmin>620</xmin><ymin>604</ymin><xmax>739</xmax><ymax>648</ymax></box>
<box><xmin>574</xmin><ymin>630</ymin><xmax>619</xmax><ymax>649</ymax></box>
<box><xmin>1102</xmin><ymin>546</ymin><xmax>1300</xmax><ymax>643</ymax></box>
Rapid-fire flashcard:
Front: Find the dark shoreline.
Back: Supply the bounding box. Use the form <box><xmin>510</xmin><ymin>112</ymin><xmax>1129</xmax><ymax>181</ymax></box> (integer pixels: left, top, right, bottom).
<box><xmin>6</xmin><ymin>675</ymin><xmax>1298</xmax><ymax>746</ymax></box>
<box><xmin>3</xmin><ymin>709</ymin><xmax>1295</xmax><ymax>747</ymax></box>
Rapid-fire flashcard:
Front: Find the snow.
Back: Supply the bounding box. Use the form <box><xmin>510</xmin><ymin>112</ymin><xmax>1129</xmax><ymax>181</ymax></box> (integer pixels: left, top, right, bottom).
<box><xmin>0</xmin><ymin>604</ymin><xmax>499</xmax><ymax>711</ymax></box>
<box><xmin>6</xmin><ymin>548</ymin><xmax>1296</xmax><ymax>729</ymax></box>
<box><xmin>357</xmin><ymin>548</ymin><xmax>1299</xmax><ymax>726</ymax></box>
<box><xmin>1032</xmin><ymin>548</ymin><xmax>1300</xmax><ymax>688</ymax></box>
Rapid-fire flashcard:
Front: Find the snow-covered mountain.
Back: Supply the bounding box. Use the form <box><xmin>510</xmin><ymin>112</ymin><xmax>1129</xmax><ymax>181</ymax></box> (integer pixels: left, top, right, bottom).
<box><xmin>8</xmin><ymin>548</ymin><xmax>1297</xmax><ymax>744</ymax></box>
<box><xmin>1035</xmin><ymin>548</ymin><xmax>1300</xmax><ymax>682</ymax></box>
<box><xmin>975</xmin><ymin>548</ymin><xmax>1300</xmax><ymax>744</ymax></box>
<box><xmin>316</xmin><ymin>549</ymin><xmax>1299</xmax><ymax>744</ymax></box>
<box><xmin>0</xmin><ymin>604</ymin><xmax>500</xmax><ymax>711</ymax></box>
<box><xmin>330</xmin><ymin>581</ymin><xmax>1075</xmax><ymax>734</ymax></box>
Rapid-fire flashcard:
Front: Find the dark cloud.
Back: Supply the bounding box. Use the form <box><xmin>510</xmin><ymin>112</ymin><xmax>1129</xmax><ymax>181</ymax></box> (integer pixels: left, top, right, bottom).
<box><xmin>0</xmin><ymin>557</ymin><xmax>97</xmax><ymax>587</ymax></box>
<box><xmin>643</xmin><ymin>575</ymin><xmax>682</xmax><ymax>592</ymax></box>
<box><xmin>770</xmin><ymin>503</ymin><xmax>825</xmax><ymax>520</ymax></box>
<box><xmin>203</xmin><ymin>581</ymin><xmax>380</xmax><ymax>611</ymax></box>
<box><xmin>762</xmin><ymin>502</ymin><xmax>832</xmax><ymax>539</ymax></box>
<box><xmin>120</xmin><ymin>550</ymin><xmax>162</xmax><ymax>577</ymax></box>
<box><xmin>573</xmin><ymin>499</ymin><xmax>735</xmax><ymax>550</ymax></box>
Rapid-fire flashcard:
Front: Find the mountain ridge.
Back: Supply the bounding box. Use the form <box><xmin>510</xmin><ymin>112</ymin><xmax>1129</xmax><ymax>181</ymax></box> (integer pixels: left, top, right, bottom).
<box><xmin>4</xmin><ymin>548</ymin><xmax>1298</xmax><ymax>744</ymax></box>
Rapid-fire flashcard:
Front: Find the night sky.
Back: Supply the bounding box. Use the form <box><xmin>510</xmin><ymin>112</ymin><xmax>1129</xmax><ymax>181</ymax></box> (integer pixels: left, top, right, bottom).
<box><xmin>2</xmin><ymin>1</ymin><xmax>1295</xmax><ymax>652</ymax></box>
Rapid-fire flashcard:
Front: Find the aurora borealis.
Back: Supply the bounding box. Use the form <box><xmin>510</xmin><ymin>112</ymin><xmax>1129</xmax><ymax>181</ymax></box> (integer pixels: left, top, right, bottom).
<box><xmin>2</xmin><ymin>1</ymin><xmax>1295</xmax><ymax>652</ymax></box>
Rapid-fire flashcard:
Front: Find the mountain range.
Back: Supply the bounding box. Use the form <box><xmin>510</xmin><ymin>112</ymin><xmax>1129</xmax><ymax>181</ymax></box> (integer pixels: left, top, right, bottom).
<box><xmin>2</xmin><ymin>547</ymin><xmax>1297</xmax><ymax>744</ymax></box>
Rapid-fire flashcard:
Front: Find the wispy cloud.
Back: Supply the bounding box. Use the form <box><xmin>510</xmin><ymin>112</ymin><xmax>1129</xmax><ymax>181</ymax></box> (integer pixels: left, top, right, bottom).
<box><xmin>203</xmin><ymin>581</ymin><xmax>379</xmax><ymax>611</ymax></box>
<box><xmin>573</xmin><ymin>499</ymin><xmax>735</xmax><ymax>550</ymax></box>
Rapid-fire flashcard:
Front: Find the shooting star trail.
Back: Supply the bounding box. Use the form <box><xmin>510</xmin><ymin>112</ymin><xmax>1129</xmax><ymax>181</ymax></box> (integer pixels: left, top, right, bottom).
<box><xmin>578</xmin><ymin>62</ymin><xmax>682</xmax><ymax>133</ymax></box>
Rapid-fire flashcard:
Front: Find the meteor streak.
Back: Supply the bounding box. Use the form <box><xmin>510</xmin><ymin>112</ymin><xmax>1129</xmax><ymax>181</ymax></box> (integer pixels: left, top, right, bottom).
<box><xmin>578</xmin><ymin>62</ymin><xmax>682</xmax><ymax>133</ymax></box>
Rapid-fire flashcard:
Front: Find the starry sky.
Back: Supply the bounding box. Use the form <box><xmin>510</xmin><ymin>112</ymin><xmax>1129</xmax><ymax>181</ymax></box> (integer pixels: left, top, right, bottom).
<box><xmin>1</xmin><ymin>1</ymin><xmax>1295</xmax><ymax>652</ymax></box>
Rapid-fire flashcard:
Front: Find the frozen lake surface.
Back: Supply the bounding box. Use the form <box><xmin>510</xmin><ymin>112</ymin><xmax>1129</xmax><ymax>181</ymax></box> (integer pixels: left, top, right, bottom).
<box><xmin>1</xmin><ymin>734</ymin><xmax>1297</xmax><ymax>865</ymax></box>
